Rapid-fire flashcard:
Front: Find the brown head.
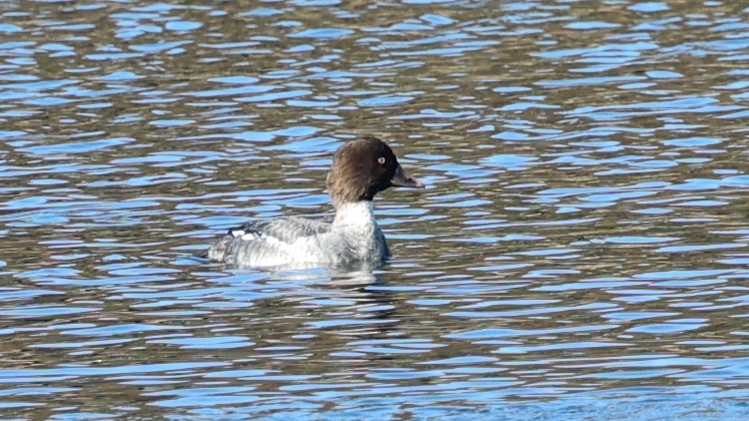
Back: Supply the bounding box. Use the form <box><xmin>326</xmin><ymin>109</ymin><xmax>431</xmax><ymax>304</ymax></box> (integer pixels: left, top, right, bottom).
<box><xmin>326</xmin><ymin>136</ymin><xmax>424</xmax><ymax>206</ymax></box>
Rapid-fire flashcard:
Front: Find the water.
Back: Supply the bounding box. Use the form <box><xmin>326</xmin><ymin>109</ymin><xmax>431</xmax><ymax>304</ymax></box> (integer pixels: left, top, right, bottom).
<box><xmin>2</xmin><ymin>0</ymin><xmax>749</xmax><ymax>419</ymax></box>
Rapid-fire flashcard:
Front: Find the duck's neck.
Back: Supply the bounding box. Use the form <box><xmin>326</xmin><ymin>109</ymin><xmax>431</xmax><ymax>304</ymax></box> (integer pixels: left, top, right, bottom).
<box><xmin>333</xmin><ymin>201</ymin><xmax>377</xmax><ymax>227</ymax></box>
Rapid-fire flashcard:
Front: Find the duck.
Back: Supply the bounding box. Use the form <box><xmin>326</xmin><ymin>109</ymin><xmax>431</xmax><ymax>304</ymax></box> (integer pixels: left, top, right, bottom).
<box><xmin>205</xmin><ymin>136</ymin><xmax>424</xmax><ymax>268</ymax></box>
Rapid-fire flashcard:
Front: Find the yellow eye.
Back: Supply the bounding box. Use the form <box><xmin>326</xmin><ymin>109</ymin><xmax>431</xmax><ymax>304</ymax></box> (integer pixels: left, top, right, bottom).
<box><xmin>378</xmin><ymin>157</ymin><xmax>386</xmax><ymax>165</ymax></box>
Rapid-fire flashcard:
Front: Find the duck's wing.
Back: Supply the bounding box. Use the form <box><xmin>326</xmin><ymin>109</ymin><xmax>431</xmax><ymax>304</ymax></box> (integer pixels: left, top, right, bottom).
<box><xmin>230</xmin><ymin>217</ymin><xmax>330</xmax><ymax>243</ymax></box>
<box><xmin>204</xmin><ymin>216</ymin><xmax>331</xmax><ymax>265</ymax></box>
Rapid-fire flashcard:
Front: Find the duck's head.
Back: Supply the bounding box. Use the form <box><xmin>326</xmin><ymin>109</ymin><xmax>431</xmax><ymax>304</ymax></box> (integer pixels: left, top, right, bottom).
<box><xmin>326</xmin><ymin>136</ymin><xmax>424</xmax><ymax>206</ymax></box>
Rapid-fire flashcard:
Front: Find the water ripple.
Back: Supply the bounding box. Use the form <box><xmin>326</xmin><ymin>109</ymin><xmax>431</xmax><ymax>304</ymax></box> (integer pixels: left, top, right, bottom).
<box><xmin>1</xmin><ymin>0</ymin><xmax>749</xmax><ymax>419</ymax></box>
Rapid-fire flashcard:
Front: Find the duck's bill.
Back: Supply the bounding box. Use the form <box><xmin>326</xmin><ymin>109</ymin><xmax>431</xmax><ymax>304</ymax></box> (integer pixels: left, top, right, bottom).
<box><xmin>390</xmin><ymin>164</ymin><xmax>425</xmax><ymax>189</ymax></box>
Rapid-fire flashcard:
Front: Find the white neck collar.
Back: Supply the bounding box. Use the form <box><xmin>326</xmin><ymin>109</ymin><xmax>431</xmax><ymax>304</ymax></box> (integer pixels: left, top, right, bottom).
<box><xmin>333</xmin><ymin>201</ymin><xmax>376</xmax><ymax>227</ymax></box>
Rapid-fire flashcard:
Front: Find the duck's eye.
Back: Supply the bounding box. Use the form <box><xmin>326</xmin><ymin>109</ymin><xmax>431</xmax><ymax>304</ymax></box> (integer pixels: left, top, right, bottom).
<box><xmin>378</xmin><ymin>156</ymin><xmax>386</xmax><ymax>165</ymax></box>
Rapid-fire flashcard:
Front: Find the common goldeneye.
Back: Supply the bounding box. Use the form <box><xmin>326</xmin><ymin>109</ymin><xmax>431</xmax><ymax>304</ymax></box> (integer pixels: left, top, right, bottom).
<box><xmin>206</xmin><ymin>136</ymin><xmax>424</xmax><ymax>268</ymax></box>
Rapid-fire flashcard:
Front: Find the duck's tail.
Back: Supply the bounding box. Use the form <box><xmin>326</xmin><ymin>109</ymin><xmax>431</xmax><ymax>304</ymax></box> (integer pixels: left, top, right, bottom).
<box><xmin>201</xmin><ymin>235</ymin><xmax>232</xmax><ymax>262</ymax></box>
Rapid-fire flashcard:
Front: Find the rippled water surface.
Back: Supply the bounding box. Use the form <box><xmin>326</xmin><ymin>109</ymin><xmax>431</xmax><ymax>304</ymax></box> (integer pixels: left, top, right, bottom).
<box><xmin>2</xmin><ymin>0</ymin><xmax>749</xmax><ymax>419</ymax></box>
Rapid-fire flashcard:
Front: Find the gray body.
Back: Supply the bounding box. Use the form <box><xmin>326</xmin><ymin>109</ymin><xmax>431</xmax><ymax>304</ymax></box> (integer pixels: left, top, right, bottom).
<box><xmin>207</xmin><ymin>202</ymin><xmax>390</xmax><ymax>268</ymax></box>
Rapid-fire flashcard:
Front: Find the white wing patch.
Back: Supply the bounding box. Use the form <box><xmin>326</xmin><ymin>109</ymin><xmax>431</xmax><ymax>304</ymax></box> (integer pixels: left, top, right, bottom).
<box><xmin>230</xmin><ymin>229</ymin><xmax>263</xmax><ymax>241</ymax></box>
<box><xmin>241</xmin><ymin>232</ymin><xmax>263</xmax><ymax>241</ymax></box>
<box><xmin>229</xmin><ymin>226</ymin><xmax>284</xmax><ymax>244</ymax></box>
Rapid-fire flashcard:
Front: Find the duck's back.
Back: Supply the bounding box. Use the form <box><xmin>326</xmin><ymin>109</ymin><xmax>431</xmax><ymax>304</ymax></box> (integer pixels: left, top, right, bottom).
<box><xmin>206</xmin><ymin>217</ymin><xmax>328</xmax><ymax>265</ymax></box>
<box><xmin>233</xmin><ymin>217</ymin><xmax>331</xmax><ymax>243</ymax></box>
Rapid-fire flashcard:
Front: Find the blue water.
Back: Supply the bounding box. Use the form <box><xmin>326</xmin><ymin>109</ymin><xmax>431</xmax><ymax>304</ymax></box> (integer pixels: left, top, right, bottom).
<box><xmin>1</xmin><ymin>0</ymin><xmax>749</xmax><ymax>419</ymax></box>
